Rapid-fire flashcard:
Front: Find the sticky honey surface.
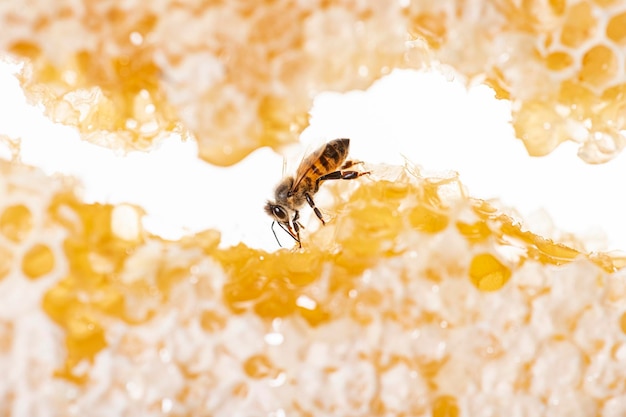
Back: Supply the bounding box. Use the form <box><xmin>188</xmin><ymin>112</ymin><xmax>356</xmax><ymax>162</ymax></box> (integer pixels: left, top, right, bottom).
<box><xmin>1</xmin><ymin>159</ymin><xmax>625</xmax><ymax>415</ymax></box>
<box><xmin>3</xmin><ymin>1</ymin><xmax>626</xmax><ymax>164</ymax></box>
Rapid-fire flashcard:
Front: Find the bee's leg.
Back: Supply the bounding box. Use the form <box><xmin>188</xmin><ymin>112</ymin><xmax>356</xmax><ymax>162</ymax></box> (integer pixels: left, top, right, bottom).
<box><xmin>305</xmin><ymin>193</ymin><xmax>326</xmax><ymax>225</ymax></box>
<box><xmin>340</xmin><ymin>160</ymin><xmax>364</xmax><ymax>170</ymax></box>
<box><xmin>292</xmin><ymin>211</ymin><xmax>302</xmax><ymax>248</ymax></box>
<box><xmin>315</xmin><ymin>169</ymin><xmax>371</xmax><ymax>191</ymax></box>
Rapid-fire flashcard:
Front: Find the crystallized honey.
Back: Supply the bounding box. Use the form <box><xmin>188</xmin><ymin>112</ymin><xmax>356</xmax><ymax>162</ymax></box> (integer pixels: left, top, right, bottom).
<box><xmin>1</xmin><ymin>157</ymin><xmax>625</xmax><ymax>415</ymax></box>
<box><xmin>3</xmin><ymin>0</ymin><xmax>626</xmax><ymax>164</ymax></box>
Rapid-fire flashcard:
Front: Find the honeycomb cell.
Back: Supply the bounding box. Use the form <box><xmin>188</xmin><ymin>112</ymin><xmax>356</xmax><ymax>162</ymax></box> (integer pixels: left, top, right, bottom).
<box><xmin>620</xmin><ymin>311</ymin><xmax>626</xmax><ymax>334</ymax></box>
<box><xmin>469</xmin><ymin>253</ymin><xmax>511</xmax><ymax>291</ymax></box>
<box><xmin>579</xmin><ymin>44</ymin><xmax>618</xmax><ymax>89</ymax></box>
<box><xmin>456</xmin><ymin>221</ymin><xmax>491</xmax><ymax>243</ymax></box>
<box><xmin>533</xmin><ymin>236</ymin><xmax>580</xmax><ymax>263</ymax></box>
<box><xmin>545</xmin><ymin>51</ymin><xmax>574</xmax><ymax>71</ymax></box>
<box><xmin>606</xmin><ymin>11</ymin><xmax>626</xmax><ymax>44</ymax></box>
<box><xmin>432</xmin><ymin>395</ymin><xmax>460</xmax><ymax>417</ymax></box>
<box><xmin>22</xmin><ymin>243</ymin><xmax>55</xmax><ymax>279</ymax></box>
<box><xmin>42</xmin><ymin>278</ymin><xmax>77</xmax><ymax>324</ymax></box>
<box><xmin>243</xmin><ymin>354</ymin><xmax>280</xmax><ymax>379</ymax></box>
<box><xmin>560</xmin><ymin>2</ymin><xmax>598</xmax><ymax>48</ymax></box>
<box><xmin>409</xmin><ymin>204</ymin><xmax>449</xmax><ymax>234</ymax></box>
<box><xmin>227</xmin><ymin>382</ymin><xmax>247</xmax><ymax>401</ymax></box>
<box><xmin>199</xmin><ymin>309</ymin><xmax>227</xmax><ymax>332</ymax></box>
<box><xmin>254</xmin><ymin>287</ymin><xmax>297</xmax><ymax>318</ymax></box>
<box><xmin>352</xmin><ymin>204</ymin><xmax>402</xmax><ymax>240</ymax></box>
<box><xmin>282</xmin><ymin>251</ymin><xmax>324</xmax><ymax>287</ymax></box>
<box><xmin>513</xmin><ymin>99</ymin><xmax>568</xmax><ymax>156</ymax></box>
<box><xmin>297</xmin><ymin>302</ymin><xmax>330</xmax><ymax>327</ymax></box>
<box><xmin>0</xmin><ymin>204</ymin><xmax>33</xmax><ymax>242</ymax></box>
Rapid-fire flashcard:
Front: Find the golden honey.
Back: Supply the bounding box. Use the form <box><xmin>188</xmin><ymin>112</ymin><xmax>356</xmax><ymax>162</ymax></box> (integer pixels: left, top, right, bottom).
<box><xmin>0</xmin><ymin>156</ymin><xmax>619</xmax><ymax>415</ymax></box>
<box><xmin>3</xmin><ymin>0</ymin><xmax>626</xmax><ymax>164</ymax></box>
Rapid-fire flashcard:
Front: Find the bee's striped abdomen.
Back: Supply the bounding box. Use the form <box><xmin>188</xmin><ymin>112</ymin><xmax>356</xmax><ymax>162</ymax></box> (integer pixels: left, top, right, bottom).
<box><xmin>318</xmin><ymin>138</ymin><xmax>349</xmax><ymax>174</ymax></box>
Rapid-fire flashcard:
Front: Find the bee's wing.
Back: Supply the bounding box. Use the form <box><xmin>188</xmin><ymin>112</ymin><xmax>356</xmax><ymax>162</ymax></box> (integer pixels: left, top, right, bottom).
<box><xmin>290</xmin><ymin>143</ymin><xmax>326</xmax><ymax>193</ymax></box>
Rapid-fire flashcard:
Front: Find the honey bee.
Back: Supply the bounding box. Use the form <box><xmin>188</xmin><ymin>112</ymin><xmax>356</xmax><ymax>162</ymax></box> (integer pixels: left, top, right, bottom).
<box><xmin>265</xmin><ymin>138</ymin><xmax>369</xmax><ymax>247</ymax></box>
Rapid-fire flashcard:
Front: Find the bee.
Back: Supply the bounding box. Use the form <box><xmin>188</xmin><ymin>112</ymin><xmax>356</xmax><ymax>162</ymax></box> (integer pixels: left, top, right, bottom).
<box><xmin>265</xmin><ymin>138</ymin><xmax>369</xmax><ymax>247</ymax></box>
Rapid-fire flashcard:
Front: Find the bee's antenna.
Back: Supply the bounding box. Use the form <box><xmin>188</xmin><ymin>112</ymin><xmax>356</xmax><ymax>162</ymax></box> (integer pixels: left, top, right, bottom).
<box><xmin>275</xmin><ymin>221</ymin><xmax>301</xmax><ymax>247</ymax></box>
<box><xmin>270</xmin><ymin>221</ymin><xmax>283</xmax><ymax>247</ymax></box>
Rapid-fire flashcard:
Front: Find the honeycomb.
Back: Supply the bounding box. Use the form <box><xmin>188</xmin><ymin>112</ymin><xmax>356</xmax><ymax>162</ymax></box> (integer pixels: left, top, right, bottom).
<box><xmin>1</xmin><ymin>158</ymin><xmax>625</xmax><ymax>415</ymax></box>
<box><xmin>1</xmin><ymin>0</ymin><xmax>626</xmax><ymax>416</ymax></box>
<box><xmin>407</xmin><ymin>0</ymin><xmax>626</xmax><ymax>163</ymax></box>
<box><xmin>3</xmin><ymin>0</ymin><xmax>624</xmax><ymax>164</ymax></box>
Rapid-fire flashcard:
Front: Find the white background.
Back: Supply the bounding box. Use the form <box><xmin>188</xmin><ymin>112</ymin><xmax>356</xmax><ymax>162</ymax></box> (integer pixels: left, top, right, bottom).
<box><xmin>1</xmin><ymin>61</ymin><xmax>625</xmax><ymax>252</ymax></box>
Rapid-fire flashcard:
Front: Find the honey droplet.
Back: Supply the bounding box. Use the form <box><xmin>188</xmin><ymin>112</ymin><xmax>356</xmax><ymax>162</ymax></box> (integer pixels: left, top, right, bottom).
<box><xmin>0</xmin><ymin>204</ymin><xmax>33</xmax><ymax>242</ymax></box>
<box><xmin>469</xmin><ymin>253</ymin><xmax>511</xmax><ymax>291</ymax></box>
<box><xmin>22</xmin><ymin>244</ymin><xmax>55</xmax><ymax>279</ymax></box>
<box><xmin>432</xmin><ymin>395</ymin><xmax>460</xmax><ymax>417</ymax></box>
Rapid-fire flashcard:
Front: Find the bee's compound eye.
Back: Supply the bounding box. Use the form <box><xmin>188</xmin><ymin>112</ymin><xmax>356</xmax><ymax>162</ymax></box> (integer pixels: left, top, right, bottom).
<box><xmin>273</xmin><ymin>206</ymin><xmax>288</xmax><ymax>221</ymax></box>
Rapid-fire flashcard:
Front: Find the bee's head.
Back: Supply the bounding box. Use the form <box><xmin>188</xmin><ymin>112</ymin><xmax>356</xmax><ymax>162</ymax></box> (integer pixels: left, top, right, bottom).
<box><xmin>264</xmin><ymin>201</ymin><xmax>290</xmax><ymax>223</ymax></box>
<box><xmin>265</xmin><ymin>201</ymin><xmax>299</xmax><ymax>247</ymax></box>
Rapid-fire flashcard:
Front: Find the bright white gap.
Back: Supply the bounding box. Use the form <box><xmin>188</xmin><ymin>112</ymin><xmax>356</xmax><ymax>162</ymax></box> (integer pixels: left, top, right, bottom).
<box><xmin>0</xmin><ymin>60</ymin><xmax>624</xmax><ymax>252</ymax></box>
